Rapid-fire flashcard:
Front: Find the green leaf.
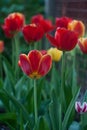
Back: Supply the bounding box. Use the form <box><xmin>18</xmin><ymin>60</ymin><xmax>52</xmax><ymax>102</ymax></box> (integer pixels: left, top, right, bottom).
<box><xmin>0</xmin><ymin>78</ymin><xmax>3</xmax><ymax>89</ymax></box>
<box><xmin>25</xmin><ymin>86</ymin><xmax>34</xmax><ymax>113</ymax></box>
<box><xmin>3</xmin><ymin>57</ymin><xmax>15</xmax><ymax>85</ymax></box>
<box><xmin>68</xmin><ymin>121</ymin><xmax>80</xmax><ymax>130</ymax></box>
<box><xmin>15</xmin><ymin>75</ymin><xmax>27</xmax><ymax>98</ymax></box>
<box><xmin>49</xmin><ymin>89</ymin><xmax>59</xmax><ymax>130</ymax></box>
<box><xmin>62</xmin><ymin>88</ymin><xmax>80</xmax><ymax>130</ymax></box>
<box><xmin>37</xmin><ymin>78</ymin><xmax>44</xmax><ymax>107</ymax></box>
<box><xmin>0</xmin><ymin>90</ymin><xmax>10</xmax><ymax>111</ymax></box>
<box><xmin>3</xmin><ymin>58</ymin><xmax>16</xmax><ymax>95</ymax></box>
<box><xmin>20</xmin><ymin>109</ymin><xmax>24</xmax><ymax>130</ymax></box>
<box><xmin>81</xmin><ymin>113</ymin><xmax>87</xmax><ymax>128</ymax></box>
<box><xmin>38</xmin><ymin>116</ymin><xmax>50</xmax><ymax>130</ymax></box>
<box><xmin>2</xmin><ymin>88</ymin><xmax>34</xmax><ymax>130</ymax></box>
<box><xmin>0</xmin><ymin>112</ymin><xmax>17</xmax><ymax>128</ymax></box>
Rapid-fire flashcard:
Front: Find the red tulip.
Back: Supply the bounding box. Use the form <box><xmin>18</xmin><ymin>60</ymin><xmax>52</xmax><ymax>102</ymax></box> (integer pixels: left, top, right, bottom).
<box><xmin>55</xmin><ymin>16</ymin><xmax>72</xmax><ymax>29</ymax></box>
<box><xmin>22</xmin><ymin>24</ymin><xmax>44</xmax><ymax>43</ymax></box>
<box><xmin>31</xmin><ymin>14</ymin><xmax>55</xmax><ymax>33</ymax></box>
<box><xmin>31</xmin><ymin>14</ymin><xmax>44</xmax><ymax>24</ymax></box>
<box><xmin>0</xmin><ymin>40</ymin><xmax>4</xmax><ymax>53</ymax></box>
<box><xmin>46</xmin><ymin>27</ymin><xmax>78</xmax><ymax>51</ymax></box>
<box><xmin>2</xmin><ymin>12</ymin><xmax>25</xmax><ymax>38</ymax></box>
<box><xmin>78</xmin><ymin>37</ymin><xmax>87</xmax><ymax>53</ymax></box>
<box><xmin>18</xmin><ymin>50</ymin><xmax>52</xmax><ymax>79</ymax></box>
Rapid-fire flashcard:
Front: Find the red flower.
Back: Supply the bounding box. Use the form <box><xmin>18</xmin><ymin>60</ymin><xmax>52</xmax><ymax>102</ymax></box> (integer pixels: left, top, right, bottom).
<box><xmin>22</xmin><ymin>24</ymin><xmax>44</xmax><ymax>43</ymax></box>
<box><xmin>18</xmin><ymin>50</ymin><xmax>52</xmax><ymax>79</ymax></box>
<box><xmin>0</xmin><ymin>40</ymin><xmax>4</xmax><ymax>53</ymax></box>
<box><xmin>78</xmin><ymin>37</ymin><xmax>87</xmax><ymax>53</ymax></box>
<box><xmin>55</xmin><ymin>16</ymin><xmax>72</xmax><ymax>29</ymax></box>
<box><xmin>31</xmin><ymin>14</ymin><xmax>55</xmax><ymax>33</ymax></box>
<box><xmin>2</xmin><ymin>12</ymin><xmax>25</xmax><ymax>38</ymax></box>
<box><xmin>31</xmin><ymin>14</ymin><xmax>44</xmax><ymax>24</ymax></box>
<box><xmin>46</xmin><ymin>27</ymin><xmax>78</xmax><ymax>51</ymax></box>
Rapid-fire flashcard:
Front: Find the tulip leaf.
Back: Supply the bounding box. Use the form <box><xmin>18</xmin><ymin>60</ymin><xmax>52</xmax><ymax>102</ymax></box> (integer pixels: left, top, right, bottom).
<box><xmin>2</xmin><ymin>88</ymin><xmax>34</xmax><ymax>130</ymax></box>
<box><xmin>0</xmin><ymin>112</ymin><xmax>17</xmax><ymax>128</ymax></box>
<box><xmin>0</xmin><ymin>90</ymin><xmax>10</xmax><ymax>111</ymax></box>
<box><xmin>62</xmin><ymin>87</ymin><xmax>80</xmax><ymax>130</ymax></box>
<box><xmin>68</xmin><ymin>121</ymin><xmax>80</xmax><ymax>130</ymax></box>
<box><xmin>49</xmin><ymin>89</ymin><xmax>59</xmax><ymax>130</ymax></box>
<box><xmin>38</xmin><ymin>116</ymin><xmax>50</xmax><ymax>130</ymax></box>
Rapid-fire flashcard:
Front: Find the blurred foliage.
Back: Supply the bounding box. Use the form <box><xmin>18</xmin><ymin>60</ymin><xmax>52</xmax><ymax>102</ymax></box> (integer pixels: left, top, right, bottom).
<box><xmin>0</xmin><ymin>0</ymin><xmax>44</xmax><ymax>23</ymax></box>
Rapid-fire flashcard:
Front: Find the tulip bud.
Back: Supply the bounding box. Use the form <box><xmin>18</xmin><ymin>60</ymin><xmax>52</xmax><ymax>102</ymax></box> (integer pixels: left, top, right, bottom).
<box><xmin>0</xmin><ymin>41</ymin><xmax>4</xmax><ymax>53</ymax></box>
<box><xmin>78</xmin><ymin>37</ymin><xmax>87</xmax><ymax>54</ymax></box>
<box><xmin>75</xmin><ymin>101</ymin><xmax>87</xmax><ymax>114</ymax></box>
<box><xmin>47</xmin><ymin>47</ymin><xmax>62</xmax><ymax>62</ymax></box>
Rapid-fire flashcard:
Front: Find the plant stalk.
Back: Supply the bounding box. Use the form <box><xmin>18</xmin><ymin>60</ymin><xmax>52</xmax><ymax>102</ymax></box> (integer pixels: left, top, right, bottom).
<box><xmin>60</xmin><ymin>51</ymin><xmax>66</xmax><ymax>130</ymax></box>
<box><xmin>34</xmin><ymin>79</ymin><xmax>38</xmax><ymax>124</ymax></box>
<box><xmin>0</xmin><ymin>53</ymin><xmax>3</xmax><ymax>79</ymax></box>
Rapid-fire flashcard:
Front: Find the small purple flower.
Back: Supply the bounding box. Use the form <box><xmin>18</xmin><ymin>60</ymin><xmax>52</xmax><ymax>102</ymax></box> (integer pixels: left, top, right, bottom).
<box><xmin>75</xmin><ymin>101</ymin><xmax>87</xmax><ymax>114</ymax></box>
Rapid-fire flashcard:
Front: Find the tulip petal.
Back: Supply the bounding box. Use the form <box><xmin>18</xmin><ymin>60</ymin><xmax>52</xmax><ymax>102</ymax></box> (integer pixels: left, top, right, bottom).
<box><xmin>46</xmin><ymin>34</ymin><xmax>59</xmax><ymax>48</ymax></box>
<box><xmin>56</xmin><ymin>28</ymin><xmax>78</xmax><ymax>51</ymax></box>
<box><xmin>28</xmin><ymin>50</ymin><xmax>42</xmax><ymax>72</ymax></box>
<box><xmin>38</xmin><ymin>55</ymin><xmax>52</xmax><ymax>76</ymax></box>
<box><xmin>19</xmin><ymin>54</ymin><xmax>32</xmax><ymax>75</ymax></box>
<box><xmin>78</xmin><ymin>38</ymin><xmax>87</xmax><ymax>53</ymax></box>
<box><xmin>22</xmin><ymin>24</ymin><xmax>44</xmax><ymax>43</ymax></box>
<box><xmin>55</xmin><ymin>17</ymin><xmax>72</xmax><ymax>28</ymax></box>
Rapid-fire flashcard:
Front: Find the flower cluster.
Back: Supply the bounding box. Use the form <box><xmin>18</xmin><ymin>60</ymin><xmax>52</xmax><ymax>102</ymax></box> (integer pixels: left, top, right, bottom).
<box><xmin>1</xmin><ymin>12</ymin><xmax>87</xmax><ymax>130</ymax></box>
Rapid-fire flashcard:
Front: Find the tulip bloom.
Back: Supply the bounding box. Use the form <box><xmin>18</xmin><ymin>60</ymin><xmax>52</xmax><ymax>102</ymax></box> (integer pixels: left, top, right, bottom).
<box><xmin>78</xmin><ymin>37</ymin><xmax>87</xmax><ymax>54</ymax></box>
<box><xmin>0</xmin><ymin>41</ymin><xmax>4</xmax><ymax>53</ymax></box>
<box><xmin>46</xmin><ymin>27</ymin><xmax>78</xmax><ymax>51</ymax></box>
<box><xmin>68</xmin><ymin>20</ymin><xmax>85</xmax><ymax>37</ymax></box>
<box><xmin>2</xmin><ymin>12</ymin><xmax>25</xmax><ymax>38</ymax></box>
<box><xmin>31</xmin><ymin>14</ymin><xmax>44</xmax><ymax>24</ymax></box>
<box><xmin>47</xmin><ymin>47</ymin><xmax>62</xmax><ymax>62</ymax></box>
<box><xmin>75</xmin><ymin>101</ymin><xmax>87</xmax><ymax>114</ymax></box>
<box><xmin>22</xmin><ymin>24</ymin><xmax>44</xmax><ymax>43</ymax></box>
<box><xmin>18</xmin><ymin>50</ymin><xmax>52</xmax><ymax>79</ymax></box>
<box><xmin>55</xmin><ymin>16</ymin><xmax>72</xmax><ymax>29</ymax></box>
<box><xmin>31</xmin><ymin>14</ymin><xmax>55</xmax><ymax>33</ymax></box>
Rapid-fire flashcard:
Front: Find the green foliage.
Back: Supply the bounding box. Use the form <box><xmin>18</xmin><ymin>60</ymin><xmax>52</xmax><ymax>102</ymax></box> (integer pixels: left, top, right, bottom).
<box><xmin>68</xmin><ymin>121</ymin><xmax>81</xmax><ymax>130</ymax></box>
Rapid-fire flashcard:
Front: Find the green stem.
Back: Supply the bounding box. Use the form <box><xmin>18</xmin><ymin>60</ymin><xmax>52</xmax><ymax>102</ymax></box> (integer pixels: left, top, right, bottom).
<box><xmin>81</xmin><ymin>115</ymin><xmax>84</xmax><ymax>130</ymax></box>
<box><xmin>12</xmin><ymin>38</ymin><xmax>15</xmax><ymax>70</ymax></box>
<box><xmin>14</xmin><ymin>35</ymin><xmax>19</xmax><ymax>78</ymax></box>
<box><xmin>59</xmin><ymin>103</ymin><xmax>62</xmax><ymax>130</ymax></box>
<box><xmin>60</xmin><ymin>51</ymin><xmax>66</xmax><ymax>130</ymax></box>
<box><xmin>0</xmin><ymin>53</ymin><xmax>3</xmax><ymax>79</ymax></box>
<box><xmin>61</xmin><ymin>51</ymin><xmax>65</xmax><ymax>102</ymax></box>
<box><xmin>51</xmin><ymin>62</ymin><xmax>55</xmax><ymax>85</ymax></box>
<box><xmin>34</xmin><ymin>79</ymin><xmax>38</xmax><ymax>124</ymax></box>
<box><xmin>72</xmin><ymin>49</ymin><xmax>77</xmax><ymax>96</ymax></box>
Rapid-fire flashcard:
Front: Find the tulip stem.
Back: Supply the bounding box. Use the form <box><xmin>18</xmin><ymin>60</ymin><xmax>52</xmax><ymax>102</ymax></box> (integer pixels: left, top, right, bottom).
<box><xmin>12</xmin><ymin>38</ymin><xmax>15</xmax><ymax>70</ymax></box>
<box><xmin>60</xmin><ymin>51</ymin><xmax>66</xmax><ymax>130</ymax></box>
<box><xmin>81</xmin><ymin>115</ymin><xmax>84</xmax><ymax>130</ymax></box>
<box><xmin>14</xmin><ymin>35</ymin><xmax>19</xmax><ymax>79</ymax></box>
<box><xmin>0</xmin><ymin>53</ymin><xmax>3</xmax><ymax>79</ymax></box>
<box><xmin>51</xmin><ymin>62</ymin><xmax>55</xmax><ymax>85</ymax></box>
<box><xmin>34</xmin><ymin>79</ymin><xmax>38</xmax><ymax>124</ymax></box>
